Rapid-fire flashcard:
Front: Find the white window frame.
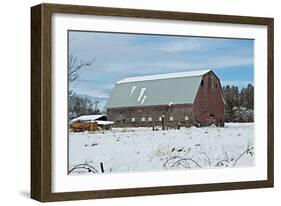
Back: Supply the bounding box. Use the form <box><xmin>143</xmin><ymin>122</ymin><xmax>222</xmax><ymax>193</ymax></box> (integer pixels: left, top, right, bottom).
<box><xmin>132</xmin><ymin>118</ymin><xmax>135</xmax><ymax>122</ymax></box>
<box><xmin>169</xmin><ymin>116</ymin><xmax>174</xmax><ymax>121</ymax></box>
<box><xmin>141</xmin><ymin>117</ymin><xmax>145</xmax><ymax>122</ymax></box>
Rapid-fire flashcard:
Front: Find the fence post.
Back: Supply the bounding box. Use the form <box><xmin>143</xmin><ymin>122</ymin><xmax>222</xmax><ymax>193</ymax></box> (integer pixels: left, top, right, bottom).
<box><xmin>100</xmin><ymin>162</ymin><xmax>104</xmax><ymax>173</ymax></box>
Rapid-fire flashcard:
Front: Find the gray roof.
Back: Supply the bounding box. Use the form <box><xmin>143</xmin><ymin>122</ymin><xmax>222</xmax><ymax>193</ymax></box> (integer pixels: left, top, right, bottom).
<box><xmin>106</xmin><ymin>69</ymin><xmax>210</xmax><ymax>108</ymax></box>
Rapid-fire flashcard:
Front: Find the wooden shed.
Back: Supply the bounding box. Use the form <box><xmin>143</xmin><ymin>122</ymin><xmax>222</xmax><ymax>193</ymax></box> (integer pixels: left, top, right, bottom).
<box><xmin>106</xmin><ymin>69</ymin><xmax>225</xmax><ymax>127</ymax></box>
<box><xmin>69</xmin><ymin>114</ymin><xmax>114</xmax><ymax>132</ymax></box>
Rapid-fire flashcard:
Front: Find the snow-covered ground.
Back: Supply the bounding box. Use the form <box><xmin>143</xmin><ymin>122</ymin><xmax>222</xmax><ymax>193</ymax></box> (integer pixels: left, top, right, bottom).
<box><xmin>68</xmin><ymin>123</ymin><xmax>254</xmax><ymax>174</ymax></box>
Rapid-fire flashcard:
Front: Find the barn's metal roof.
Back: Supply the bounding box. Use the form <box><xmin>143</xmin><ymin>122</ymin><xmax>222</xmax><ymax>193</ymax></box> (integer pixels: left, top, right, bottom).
<box><xmin>106</xmin><ymin>69</ymin><xmax>211</xmax><ymax>108</ymax></box>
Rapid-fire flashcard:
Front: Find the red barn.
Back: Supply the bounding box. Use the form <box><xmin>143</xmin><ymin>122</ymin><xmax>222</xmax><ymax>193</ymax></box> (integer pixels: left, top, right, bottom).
<box><xmin>106</xmin><ymin>69</ymin><xmax>225</xmax><ymax>127</ymax></box>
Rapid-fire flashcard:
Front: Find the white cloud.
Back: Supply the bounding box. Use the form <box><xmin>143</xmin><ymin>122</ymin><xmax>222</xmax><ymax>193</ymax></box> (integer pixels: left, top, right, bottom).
<box><xmin>95</xmin><ymin>52</ymin><xmax>253</xmax><ymax>76</ymax></box>
<box><xmin>74</xmin><ymin>88</ymin><xmax>110</xmax><ymax>99</ymax></box>
<box><xmin>70</xmin><ymin>81</ymin><xmax>114</xmax><ymax>98</ymax></box>
<box><xmin>69</xmin><ymin>31</ymin><xmax>254</xmax><ymax>98</ymax></box>
<box><xmin>156</xmin><ymin>40</ymin><xmax>205</xmax><ymax>52</ymax></box>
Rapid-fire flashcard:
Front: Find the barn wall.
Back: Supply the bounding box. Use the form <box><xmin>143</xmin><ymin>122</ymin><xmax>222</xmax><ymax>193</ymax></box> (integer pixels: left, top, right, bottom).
<box><xmin>107</xmin><ymin>104</ymin><xmax>193</xmax><ymax>128</ymax></box>
<box><xmin>193</xmin><ymin>72</ymin><xmax>225</xmax><ymax>126</ymax></box>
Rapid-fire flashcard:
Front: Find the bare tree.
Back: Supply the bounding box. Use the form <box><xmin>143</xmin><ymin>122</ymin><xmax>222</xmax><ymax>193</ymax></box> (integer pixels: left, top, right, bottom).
<box><xmin>68</xmin><ymin>53</ymin><xmax>94</xmax><ymax>82</ymax></box>
<box><xmin>68</xmin><ymin>53</ymin><xmax>95</xmax><ymax>119</ymax></box>
<box><xmin>93</xmin><ymin>100</ymin><xmax>99</xmax><ymax>113</ymax></box>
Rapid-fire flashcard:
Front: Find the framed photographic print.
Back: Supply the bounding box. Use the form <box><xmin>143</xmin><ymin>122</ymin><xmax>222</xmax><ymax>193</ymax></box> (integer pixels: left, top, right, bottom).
<box><xmin>31</xmin><ymin>3</ymin><xmax>274</xmax><ymax>202</ymax></box>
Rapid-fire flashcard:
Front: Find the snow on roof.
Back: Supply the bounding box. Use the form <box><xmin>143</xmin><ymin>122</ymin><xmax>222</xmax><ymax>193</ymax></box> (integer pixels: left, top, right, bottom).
<box><xmin>70</xmin><ymin>115</ymin><xmax>105</xmax><ymax>123</ymax></box>
<box><xmin>95</xmin><ymin>120</ymin><xmax>114</xmax><ymax>125</ymax></box>
<box><xmin>117</xmin><ymin>69</ymin><xmax>211</xmax><ymax>84</ymax></box>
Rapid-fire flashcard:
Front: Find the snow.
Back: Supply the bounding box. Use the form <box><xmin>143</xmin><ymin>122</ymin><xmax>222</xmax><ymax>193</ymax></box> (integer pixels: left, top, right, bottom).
<box><xmin>141</xmin><ymin>95</ymin><xmax>147</xmax><ymax>104</ymax></box>
<box><xmin>95</xmin><ymin>120</ymin><xmax>114</xmax><ymax>125</ymax></box>
<box><xmin>117</xmin><ymin>69</ymin><xmax>211</xmax><ymax>84</ymax></box>
<box><xmin>130</xmin><ymin>86</ymin><xmax>136</xmax><ymax>96</ymax></box>
<box><xmin>69</xmin><ymin>123</ymin><xmax>254</xmax><ymax>174</ymax></box>
<box><xmin>137</xmin><ymin>88</ymin><xmax>146</xmax><ymax>102</ymax></box>
<box><xmin>70</xmin><ymin>114</ymin><xmax>105</xmax><ymax>123</ymax></box>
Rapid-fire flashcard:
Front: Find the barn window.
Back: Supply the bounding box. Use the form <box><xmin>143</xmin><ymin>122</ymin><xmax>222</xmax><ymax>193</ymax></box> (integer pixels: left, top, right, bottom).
<box><xmin>122</xmin><ymin>118</ymin><xmax>126</xmax><ymax>123</ymax></box>
<box><xmin>132</xmin><ymin>118</ymin><xmax>135</xmax><ymax>122</ymax></box>
<box><xmin>185</xmin><ymin>116</ymin><xmax>189</xmax><ymax>121</ymax></box>
<box><xmin>201</xmin><ymin>79</ymin><xmax>204</xmax><ymax>87</ymax></box>
<box><xmin>142</xmin><ymin>117</ymin><xmax>146</xmax><ymax>122</ymax></box>
<box><xmin>169</xmin><ymin>116</ymin><xmax>174</xmax><ymax>121</ymax></box>
<box><xmin>159</xmin><ymin>116</ymin><xmax>162</xmax><ymax>121</ymax></box>
<box><xmin>148</xmin><ymin>117</ymin><xmax>152</xmax><ymax>122</ymax></box>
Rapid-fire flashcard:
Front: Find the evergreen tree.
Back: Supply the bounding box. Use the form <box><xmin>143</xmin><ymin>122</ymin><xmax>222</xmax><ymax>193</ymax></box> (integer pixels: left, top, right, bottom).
<box><xmin>222</xmin><ymin>84</ymin><xmax>254</xmax><ymax>122</ymax></box>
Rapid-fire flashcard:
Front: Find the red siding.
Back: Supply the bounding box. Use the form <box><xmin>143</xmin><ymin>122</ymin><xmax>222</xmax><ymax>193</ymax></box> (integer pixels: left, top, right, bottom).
<box><xmin>193</xmin><ymin>72</ymin><xmax>225</xmax><ymax>126</ymax></box>
<box><xmin>107</xmin><ymin>104</ymin><xmax>193</xmax><ymax>128</ymax></box>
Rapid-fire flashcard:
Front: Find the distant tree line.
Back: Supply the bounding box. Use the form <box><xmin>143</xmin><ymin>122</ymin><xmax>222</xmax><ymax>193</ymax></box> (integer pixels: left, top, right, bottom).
<box><xmin>222</xmin><ymin>84</ymin><xmax>254</xmax><ymax>122</ymax></box>
<box><xmin>68</xmin><ymin>91</ymin><xmax>100</xmax><ymax>120</ymax></box>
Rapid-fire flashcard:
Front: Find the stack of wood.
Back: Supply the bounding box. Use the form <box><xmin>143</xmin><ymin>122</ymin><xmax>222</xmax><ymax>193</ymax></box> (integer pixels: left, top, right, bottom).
<box><xmin>70</xmin><ymin>122</ymin><xmax>98</xmax><ymax>132</ymax></box>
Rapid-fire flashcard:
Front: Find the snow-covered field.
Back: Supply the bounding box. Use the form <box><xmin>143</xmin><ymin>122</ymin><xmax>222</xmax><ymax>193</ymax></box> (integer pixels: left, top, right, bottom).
<box><xmin>68</xmin><ymin>123</ymin><xmax>254</xmax><ymax>174</ymax></box>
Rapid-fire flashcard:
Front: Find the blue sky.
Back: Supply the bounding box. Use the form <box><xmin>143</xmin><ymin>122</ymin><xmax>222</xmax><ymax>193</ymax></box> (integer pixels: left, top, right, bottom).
<box><xmin>69</xmin><ymin>31</ymin><xmax>254</xmax><ymax>108</ymax></box>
